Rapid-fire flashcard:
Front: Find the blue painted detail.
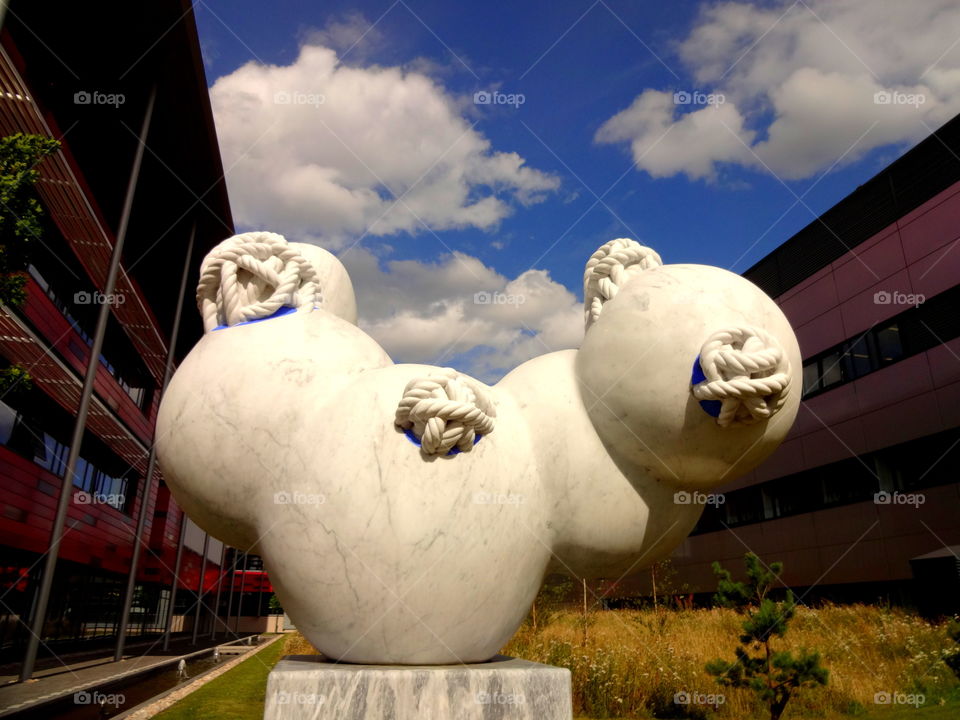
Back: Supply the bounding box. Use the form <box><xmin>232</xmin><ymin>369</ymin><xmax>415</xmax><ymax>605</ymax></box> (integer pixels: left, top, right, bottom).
<box><xmin>691</xmin><ymin>354</ymin><xmax>722</xmax><ymax>418</ymax></box>
<box><xmin>403</xmin><ymin>426</ymin><xmax>483</xmax><ymax>455</ymax></box>
<box><xmin>213</xmin><ymin>305</ymin><xmax>297</xmax><ymax>331</ymax></box>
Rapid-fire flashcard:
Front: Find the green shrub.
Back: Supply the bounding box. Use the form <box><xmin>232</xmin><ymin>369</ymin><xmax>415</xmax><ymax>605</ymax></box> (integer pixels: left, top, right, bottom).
<box><xmin>705</xmin><ymin>553</ymin><xmax>828</xmax><ymax>720</ymax></box>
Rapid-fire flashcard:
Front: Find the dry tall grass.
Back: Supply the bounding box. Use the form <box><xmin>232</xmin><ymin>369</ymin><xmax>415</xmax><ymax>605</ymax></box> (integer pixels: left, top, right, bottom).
<box><xmin>281</xmin><ymin>631</ymin><xmax>321</xmax><ymax>656</ymax></box>
<box><xmin>281</xmin><ymin>604</ymin><xmax>956</xmax><ymax>718</ymax></box>
<box><xmin>504</xmin><ymin>604</ymin><xmax>957</xmax><ymax>718</ymax></box>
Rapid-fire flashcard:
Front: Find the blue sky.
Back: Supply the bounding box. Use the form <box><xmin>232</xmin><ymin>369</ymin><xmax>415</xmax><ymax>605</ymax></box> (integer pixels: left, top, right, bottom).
<box><xmin>194</xmin><ymin>0</ymin><xmax>960</xmax><ymax>380</ymax></box>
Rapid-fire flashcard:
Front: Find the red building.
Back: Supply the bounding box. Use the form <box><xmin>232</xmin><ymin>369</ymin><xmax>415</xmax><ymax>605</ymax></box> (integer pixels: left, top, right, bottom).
<box><xmin>661</xmin><ymin>114</ymin><xmax>960</xmax><ymax>613</ymax></box>
<box><xmin>0</xmin><ymin>0</ymin><xmax>273</xmax><ymax>674</ymax></box>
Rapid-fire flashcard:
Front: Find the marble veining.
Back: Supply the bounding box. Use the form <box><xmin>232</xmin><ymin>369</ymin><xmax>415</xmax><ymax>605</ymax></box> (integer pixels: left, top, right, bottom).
<box><xmin>263</xmin><ymin>655</ymin><xmax>572</xmax><ymax>720</ymax></box>
<box><xmin>156</xmin><ymin>233</ymin><xmax>801</xmax><ymax>665</ymax></box>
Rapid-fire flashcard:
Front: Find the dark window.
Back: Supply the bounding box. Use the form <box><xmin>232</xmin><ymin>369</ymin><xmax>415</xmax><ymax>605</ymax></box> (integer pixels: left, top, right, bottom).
<box><xmin>0</xmin><ymin>389</ymin><xmax>136</xmax><ymax>514</ymax></box>
<box><xmin>26</xmin><ymin>262</ymin><xmax>155</xmax><ymax>412</ymax></box>
<box><xmin>800</xmin><ymin>285</ymin><xmax>960</xmax><ymax>399</ymax></box>
<box><xmin>842</xmin><ymin>335</ymin><xmax>874</xmax><ymax>379</ymax></box>
<box><xmin>764</xmin><ymin>475</ymin><xmax>820</xmax><ymax>517</ymax></box>
<box><xmin>821</xmin><ymin>459</ymin><xmax>878</xmax><ymax>506</ymax></box>
<box><xmin>874</xmin><ymin>324</ymin><xmax>903</xmax><ymax>365</ymax></box>
<box><xmin>802</xmin><ymin>362</ymin><xmax>820</xmax><ymax>396</ymax></box>
<box><xmin>819</xmin><ymin>350</ymin><xmax>843</xmax><ymax>388</ymax></box>
<box><xmin>35</xmin><ymin>433</ymin><xmax>69</xmax><ymax>476</ymax></box>
<box><xmin>690</xmin><ymin>427</ymin><xmax>960</xmax><ymax>535</ymax></box>
<box><xmin>724</xmin><ymin>488</ymin><xmax>765</xmax><ymax>526</ymax></box>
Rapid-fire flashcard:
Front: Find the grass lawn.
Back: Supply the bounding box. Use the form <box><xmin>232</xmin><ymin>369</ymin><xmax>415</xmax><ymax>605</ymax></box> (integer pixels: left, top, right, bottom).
<box><xmin>152</xmin><ymin>635</ymin><xmax>287</xmax><ymax>720</ymax></box>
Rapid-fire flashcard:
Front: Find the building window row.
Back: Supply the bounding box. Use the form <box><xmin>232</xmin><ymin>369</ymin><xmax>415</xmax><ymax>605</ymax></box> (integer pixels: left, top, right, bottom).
<box><xmin>27</xmin><ymin>264</ymin><xmax>153</xmax><ymax>411</ymax></box>
<box><xmin>691</xmin><ymin>426</ymin><xmax>960</xmax><ymax>535</ymax></box>
<box><xmin>802</xmin><ymin>284</ymin><xmax>960</xmax><ymax>398</ymax></box>
<box><xmin>0</xmin><ymin>387</ymin><xmax>136</xmax><ymax>514</ymax></box>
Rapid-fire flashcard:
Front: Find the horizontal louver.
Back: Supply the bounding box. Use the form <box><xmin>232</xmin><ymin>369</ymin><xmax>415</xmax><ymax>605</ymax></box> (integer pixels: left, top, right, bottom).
<box><xmin>746</xmin><ymin>114</ymin><xmax>960</xmax><ymax>297</ymax></box>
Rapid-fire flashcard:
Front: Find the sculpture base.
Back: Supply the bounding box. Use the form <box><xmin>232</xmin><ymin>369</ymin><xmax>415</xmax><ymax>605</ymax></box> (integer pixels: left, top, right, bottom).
<box><xmin>263</xmin><ymin>654</ymin><xmax>572</xmax><ymax>720</ymax></box>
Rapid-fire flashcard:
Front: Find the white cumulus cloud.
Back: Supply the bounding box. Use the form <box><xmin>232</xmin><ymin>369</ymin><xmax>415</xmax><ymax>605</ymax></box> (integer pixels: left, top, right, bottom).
<box><xmin>207</xmin><ymin>31</ymin><xmax>574</xmax><ymax>381</ymax></box>
<box><xmin>210</xmin><ymin>44</ymin><xmax>559</xmax><ymax>245</ymax></box>
<box><xmin>342</xmin><ymin>247</ymin><xmax>583</xmax><ymax>382</ymax></box>
<box><xmin>596</xmin><ymin>0</ymin><xmax>960</xmax><ymax>181</ymax></box>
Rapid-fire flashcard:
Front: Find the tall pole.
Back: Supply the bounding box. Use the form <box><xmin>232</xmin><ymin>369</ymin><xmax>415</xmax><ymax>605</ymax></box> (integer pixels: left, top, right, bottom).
<box><xmin>114</xmin><ymin>224</ymin><xmax>195</xmax><ymax>662</ymax></box>
<box><xmin>161</xmin><ymin>514</ymin><xmax>188</xmax><ymax>652</ymax></box>
<box><xmin>191</xmin><ymin>533</ymin><xmax>210</xmax><ymax>644</ymax></box>
<box><xmin>224</xmin><ymin>548</ymin><xmax>237</xmax><ymax>638</ymax></box>
<box><xmin>210</xmin><ymin>543</ymin><xmax>227</xmax><ymax>640</ymax></box>
<box><xmin>20</xmin><ymin>85</ymin><xmax>156</xmax><ymax>682</ymax></box>
<box><xmin>233</xmin><ymin>552</ymin><xmax>246</xmax><ymax>635</ymax></box>
<box><xmin>255</xmin><ymin>560</ymin><xmax>263</xmax><ymax>618</ymax></box>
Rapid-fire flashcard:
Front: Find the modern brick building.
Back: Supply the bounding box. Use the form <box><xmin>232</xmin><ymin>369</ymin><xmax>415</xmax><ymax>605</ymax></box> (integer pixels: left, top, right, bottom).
<box><xmin>0</xmin><ymin>0</ymin><xmax>273</xmax><ymax>676</ymax></box>
<box><xmin>663</xmin><ymin>114</ymin><xmax>960</xmax><ymax>612</ymax></box>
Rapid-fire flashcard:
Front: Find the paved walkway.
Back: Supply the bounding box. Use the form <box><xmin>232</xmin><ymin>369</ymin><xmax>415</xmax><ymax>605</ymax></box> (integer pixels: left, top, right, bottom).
<box><xmin>0</xmin><ymin>634</ymin><xmax>255</xmax><ymax>717</ymax></box>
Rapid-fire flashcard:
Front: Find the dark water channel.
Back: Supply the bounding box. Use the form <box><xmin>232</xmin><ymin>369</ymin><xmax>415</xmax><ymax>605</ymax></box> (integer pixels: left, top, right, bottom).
<box><xmin>11</xmin><ymin>638</ymin><xmax>262</xmax><ymax>719</ymax></box>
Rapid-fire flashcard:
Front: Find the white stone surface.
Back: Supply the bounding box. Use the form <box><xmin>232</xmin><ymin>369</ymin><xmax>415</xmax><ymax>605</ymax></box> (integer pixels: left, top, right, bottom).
<box><xmin>575</xmin><ymin>264</ymin><xmax>801</xmax><ymax>491</ymax></box>
<box><xmin>263</xmin><ymin>655</ymin><xmax>572</xmax><ymax>720</ymax></box>
<box><xmin>156</xmin><ymin>234</ymin><xmax>801</xmax><ymax>665</ymax></box>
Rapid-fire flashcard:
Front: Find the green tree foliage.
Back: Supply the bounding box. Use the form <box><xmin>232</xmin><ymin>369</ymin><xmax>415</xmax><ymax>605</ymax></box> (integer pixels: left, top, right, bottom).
<box><xmin>0</xmin><ymin>132</ymin><xmax>59</xmax><ymax>397</ymax></box>
<box><xmin>0</xmin><ymin>132</ymin><xmax>59</xmax><ymax>307</ymax></box>
<box><xmin>0</xmin><ymin>363</ymin><xmax>32</xmax><ymax>394</ymax></box>
<box><xmin>705</xmin><ymin>553</ymin><xmax>828</xmax><ymax>720</ymax></box>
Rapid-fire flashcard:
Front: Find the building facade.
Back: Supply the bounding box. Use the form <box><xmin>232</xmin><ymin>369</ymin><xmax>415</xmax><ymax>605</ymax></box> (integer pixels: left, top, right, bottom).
<box><xmin>661</xmin><ymin>114</ymin><xmax>960</xmax><ymax>611</ymax></box>
<box><xmin>0</xmin><ymin>0</ymin><xmax>273</xmax><ymax>672</ymax></box>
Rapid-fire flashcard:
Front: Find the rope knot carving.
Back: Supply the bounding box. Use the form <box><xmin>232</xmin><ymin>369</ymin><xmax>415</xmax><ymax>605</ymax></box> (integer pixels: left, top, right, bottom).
<box><xmin>197</xmin><ymin>231</ymin><xmax>321</xmax><ymax>332</ymax></box>
<box><xmin>691</xmin><ymin>326</ymin><xmax>792</xmax><ymax>428</ymax></box>
<box><xmin>583</xmin><ymin>238</ymin><xmax>663</xmax><ymax>329</ymax></box>
<box><xmin>395</xmin><ymin>368</ymin><xmax>496</xmax><ymax>456</ymax></box>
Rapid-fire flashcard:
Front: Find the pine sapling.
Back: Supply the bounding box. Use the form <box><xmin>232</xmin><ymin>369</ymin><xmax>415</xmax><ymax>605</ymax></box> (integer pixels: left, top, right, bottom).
<box><xmin>705</xmin><ymin>553</ymin><xmax>828</xmax><ymax>720</ymax></box>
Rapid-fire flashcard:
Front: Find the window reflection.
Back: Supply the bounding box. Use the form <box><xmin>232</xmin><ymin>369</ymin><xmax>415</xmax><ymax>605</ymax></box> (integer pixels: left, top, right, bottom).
<box><xmin>1</xmin><ymin>397</ymin><xmax>134</xmax><ymax>514</ymax></box>
<box><xmin>800</xmin><ymin>283</ymin><xmax>960</xmax><ymax>399</ymax></box>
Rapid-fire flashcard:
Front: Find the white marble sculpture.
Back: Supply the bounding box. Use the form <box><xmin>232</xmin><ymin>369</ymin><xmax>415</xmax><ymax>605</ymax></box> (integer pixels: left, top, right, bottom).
<box><xmin>156</xmin><ymin>232</ymin><xmax>800</xmax><ymax>665</ymax></box>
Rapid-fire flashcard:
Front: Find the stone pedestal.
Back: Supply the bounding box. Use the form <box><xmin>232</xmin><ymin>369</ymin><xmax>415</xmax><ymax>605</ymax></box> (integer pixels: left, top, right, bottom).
<box><xmin>263</xmin><ymin>654</ymin><xmax>572</xmax><ymax>720</ymax></box>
